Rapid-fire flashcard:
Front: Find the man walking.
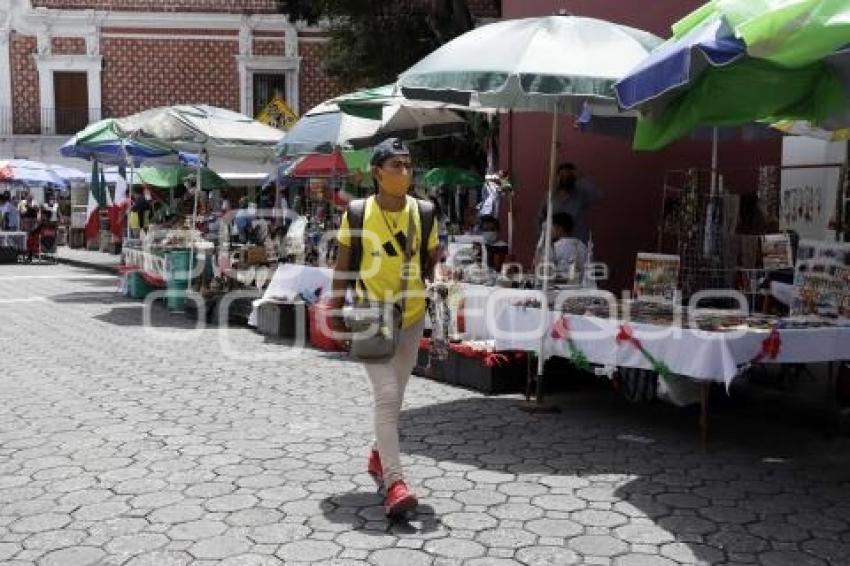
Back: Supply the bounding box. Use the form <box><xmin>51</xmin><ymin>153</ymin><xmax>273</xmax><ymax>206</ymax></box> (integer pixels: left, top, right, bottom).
<box><xmin>331</xmin><ymin>138</ymin><xmax>438</xmax><ymax>517</ymax></box>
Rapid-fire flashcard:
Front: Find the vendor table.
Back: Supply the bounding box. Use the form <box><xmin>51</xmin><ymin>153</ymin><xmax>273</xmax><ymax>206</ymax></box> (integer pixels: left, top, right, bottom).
<box><xmin>0</xmin><ymin>231</ymin><xmax>26</xmax><ymax>251</ymax></box>
<box><xmin>494</xmin><ymin>306</ymin><xmax>850</xmax><ymax>387</ymax></box>
<box><xmin>248</xmin><ymin>263</ymin><xmax>333</xmax><ymax>327</ymax></box>
<box><xmin>494</xmin><ymin>305</ymin><xmax>850</xmax><ymax>443</ymax></box>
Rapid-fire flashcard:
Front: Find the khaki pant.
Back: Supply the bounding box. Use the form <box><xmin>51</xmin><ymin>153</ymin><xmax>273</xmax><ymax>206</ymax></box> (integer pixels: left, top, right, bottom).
<box><xmin>364</xmin><ymin>318</ymin><xmax>425</xmax><ymax>486</ymax></box>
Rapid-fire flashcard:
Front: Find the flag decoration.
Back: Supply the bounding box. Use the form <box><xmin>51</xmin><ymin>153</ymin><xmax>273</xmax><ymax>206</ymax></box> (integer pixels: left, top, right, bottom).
<box><xmin>108</xmin><ymin>173</ymin><xmax>130</xmax><ymax>239</ymax></box>
<box><xmin>85</xmin><ymin>161</ymin><xmax>110</xmax><ymax>243</ymax></box>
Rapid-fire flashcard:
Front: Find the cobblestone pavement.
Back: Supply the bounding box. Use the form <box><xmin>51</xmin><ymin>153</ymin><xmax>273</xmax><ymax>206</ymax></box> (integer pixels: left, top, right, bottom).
<box><xmin>1</xmin><ymin>263</ymin><xmax>849</xmax><ymax>566</ymax></box>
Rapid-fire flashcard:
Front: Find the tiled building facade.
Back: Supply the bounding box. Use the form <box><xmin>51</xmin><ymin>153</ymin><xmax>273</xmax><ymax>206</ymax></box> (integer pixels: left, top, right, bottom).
<box><xmin>1</xmin><ymin>0</ymin><xmax>499</xmax><ymax>168</ymax></box>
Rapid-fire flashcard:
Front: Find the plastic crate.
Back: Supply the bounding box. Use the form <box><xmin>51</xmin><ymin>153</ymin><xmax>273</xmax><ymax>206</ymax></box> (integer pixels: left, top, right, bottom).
<box><xmin>308</xmin><ymin>302</ymin><xmax>347</xmax><ymax>352</ymax></box>
<box><xmin>257</xmin><ymin>301</ymin><xmax>309</xmax><ymax>340</ymax></box>
<box><xmin>449</xmin><ymin>350</ymin><xmax>527</xmax><ymax>395</ymax></box>
<box><xmin>127</xmin><ymin>271</ymin><xmax>155</xmax><ymax>299</ymax></box>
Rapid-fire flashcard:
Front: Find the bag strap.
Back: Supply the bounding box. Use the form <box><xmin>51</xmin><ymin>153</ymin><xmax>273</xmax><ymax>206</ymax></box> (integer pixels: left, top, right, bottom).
<box><xmin>415</xmin><ymin>198</ymin><xmax>435</xmax><ymax>279</ymax></box>
<box><xmin>345</xmin><ymin>198</ymin><xmax>368</xmax><ymax>289</ymax></box>
<box><xmin>398</xmin><ymin>197</ymin><xmax>416</xmax><ymax>315</ymax></box>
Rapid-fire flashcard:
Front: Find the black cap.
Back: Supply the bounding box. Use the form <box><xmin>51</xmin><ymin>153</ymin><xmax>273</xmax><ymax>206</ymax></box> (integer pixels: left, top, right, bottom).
<box><xmin>371</xmin><ymin>137</ymin><xmax>410</xmax><ymax>167</ymax></box>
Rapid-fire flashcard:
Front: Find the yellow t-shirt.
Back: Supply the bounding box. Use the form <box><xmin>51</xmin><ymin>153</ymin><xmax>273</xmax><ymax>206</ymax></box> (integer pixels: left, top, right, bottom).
<box><xmin>338</xmin><ymin>196</ymin><xmax>438</xmax><ymax>329</ymax></box>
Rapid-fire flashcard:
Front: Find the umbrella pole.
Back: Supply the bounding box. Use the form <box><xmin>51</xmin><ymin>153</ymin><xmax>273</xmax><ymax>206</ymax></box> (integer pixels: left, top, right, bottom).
<box><xmin>710</xmin><ymin>127</ymin><xmax>718</xmax><ymax>194</ymax></box>
<box><xmin>188</xmin><ymin>160</ymin><xmax>201</xmax><ymax>294</ymax></box>
<box><xmin>522</xmin><ymin>105</ymin><xmax>560</xmax><ymax>414</ymax></box>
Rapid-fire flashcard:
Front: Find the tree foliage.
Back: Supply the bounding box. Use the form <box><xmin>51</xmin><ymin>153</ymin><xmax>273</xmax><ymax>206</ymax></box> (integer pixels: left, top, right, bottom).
<box><xmin>277</xmin><ymin>0</ymin><xmax>490</xmax><ymax>90</ymax></box>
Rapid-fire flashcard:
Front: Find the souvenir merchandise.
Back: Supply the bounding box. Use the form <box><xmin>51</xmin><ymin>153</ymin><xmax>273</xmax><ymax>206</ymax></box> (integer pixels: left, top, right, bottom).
<box><xmin>761</xmin><ymin>233</ymin><xmax>793</xmax><ymax>270</ymax></box>
<box><xmin>633</xmin><ymin>253</ymin><xmax>681</xmax><ymax>303</ymax></box>
<box><xmin>792</xmin><ymin>239</ymin><xmax>850</xmax><ymax>319</ymax></box>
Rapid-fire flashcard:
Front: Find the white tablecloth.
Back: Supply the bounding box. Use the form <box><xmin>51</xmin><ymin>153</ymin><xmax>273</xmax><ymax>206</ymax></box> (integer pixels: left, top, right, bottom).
<box><xmin>0</xmin><ymin>232</ymin><xmax>26</xmax><ymax>251</ymax></box>
<box><xmin>495</xmin><ymin>306</ymin><xmax>850</xmax><ymax>386</ymax></box>
<box><xmin>249</xmin><ymin>264</ymin><xmax>333</xmax><ymax>326</ymax></box>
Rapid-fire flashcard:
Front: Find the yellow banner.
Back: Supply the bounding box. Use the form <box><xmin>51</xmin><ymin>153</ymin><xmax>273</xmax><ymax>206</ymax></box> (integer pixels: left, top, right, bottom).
<box><xmin>256</xmin><ymin>95</ymin><xmax>298</xmax><ymax>131</ymax></box>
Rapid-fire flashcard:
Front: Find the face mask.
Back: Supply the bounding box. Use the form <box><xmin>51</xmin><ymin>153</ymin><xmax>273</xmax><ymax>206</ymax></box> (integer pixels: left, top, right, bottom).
<box><xmin>481</xmin><ymin>231</ymin><xmax>498</xmax><ymax>244</ymax></box>
<box><xmin>377</xmin><ymin>170</ymin><xmax>411</xmax><ymax>197</ymax></box>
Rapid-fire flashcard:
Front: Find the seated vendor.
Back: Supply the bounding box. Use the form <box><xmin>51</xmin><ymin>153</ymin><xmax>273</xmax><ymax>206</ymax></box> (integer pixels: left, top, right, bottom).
<box><xmin>478</xmin><ymin>215</ymin><xmax>500</xmax><ymax>244</ymax></box>
<box><xmin>535</xmin><ymin>212</ymin><xmax>588</xmax><ymax>282</ymax></box>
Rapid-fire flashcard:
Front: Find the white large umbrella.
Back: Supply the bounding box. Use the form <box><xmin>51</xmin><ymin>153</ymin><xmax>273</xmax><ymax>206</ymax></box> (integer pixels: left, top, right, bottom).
<box><xmin>398</xmin><ymin>15</ymin><xmax>662</xmax><ymax>408</ymax></box>
<box><xmin>116</xmin><ymin>105</ymin><xmax>284</xmax><ymax>163</ymax></box>
<box><xmin>277</xmin><ymin>86</ymin><xmax>468</xmax><ymax>157</ymax></box>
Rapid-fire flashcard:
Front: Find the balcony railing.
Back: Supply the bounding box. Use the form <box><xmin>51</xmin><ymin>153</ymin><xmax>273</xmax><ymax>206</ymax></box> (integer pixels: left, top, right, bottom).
<box><xmin>0</xmin><ymin>107</ymin><xmax>117</xmax><ymax>136</ymax></box>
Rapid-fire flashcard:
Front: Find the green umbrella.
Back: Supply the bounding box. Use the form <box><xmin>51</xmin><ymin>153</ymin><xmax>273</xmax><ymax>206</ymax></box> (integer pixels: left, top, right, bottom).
<box><xmin>614</xmin><ymin>0</ymin><xmax>850</xmax><ymax>150</ymax></box>
<box><xmin>135</xmin><ymin>165</ymin><xmax>229</xmax><ymax>190</ymax></box>
<box><xmin>422</xmin><ymin>167</ymin><xmax>483</xmax><ymax>188</ymax></box>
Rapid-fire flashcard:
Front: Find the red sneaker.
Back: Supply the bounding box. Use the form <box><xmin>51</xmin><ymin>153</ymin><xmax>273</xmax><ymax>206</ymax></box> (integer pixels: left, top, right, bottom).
<box><xmin>384</xmin><ymin>480</ymin><xmax>418</xmax><ymax>517</ymax></box>
<box><xmin>367</xmin><ymin>449</ymin><xmax>383</xmax><ymax>488</ymax></box>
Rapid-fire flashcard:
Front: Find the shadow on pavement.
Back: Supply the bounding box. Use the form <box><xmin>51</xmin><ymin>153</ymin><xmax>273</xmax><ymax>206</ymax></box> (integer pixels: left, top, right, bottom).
<box><xmin>49</xmin><ymin>291</ymin><xmax>133</xmax><ymax>305</ymax></box>
<box><xmin>93</xmin><ymin>304</ymin><xmax>207</xmax><ymax>329</ymax></box>
<box><xmin>319</xmin><ymin>491</ymin><xmax>440</xmax><ymax>535</ymax></box>
<box><xmin>396</xmin><ymin>392</ymin><xmax>850</xmax><ymax>564</ymax></box>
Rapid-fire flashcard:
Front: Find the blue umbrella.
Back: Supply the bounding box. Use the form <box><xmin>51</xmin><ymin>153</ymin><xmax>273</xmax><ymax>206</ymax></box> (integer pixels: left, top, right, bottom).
<box><xmin>0</xmin><ymin>159</ymin><xmax>68</xmax><ymax>188</ymax></box>
<box><xmin>59</xmin><ymin>118</ymin><xmax>178</xmax><ymax>166</ymax></box>
<box><xmin>614</xmin><ymin>17</ymin><xmax>746</xmax><ymax>113</ymax></box>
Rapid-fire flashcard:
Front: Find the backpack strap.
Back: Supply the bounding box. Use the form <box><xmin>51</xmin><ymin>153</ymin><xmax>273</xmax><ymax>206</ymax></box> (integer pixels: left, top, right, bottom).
<box><xmin>345</xmin><ymin>198</ymin><xmax>367</xmax><ymax>286</ymax></box>
<box><xmin>415</xmin><ymin>198</ymin><xmax>436</xmax><ymax>279</ymax></box>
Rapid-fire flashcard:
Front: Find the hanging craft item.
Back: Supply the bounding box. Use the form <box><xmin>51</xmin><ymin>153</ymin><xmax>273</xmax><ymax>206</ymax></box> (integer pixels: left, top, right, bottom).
<box><xmin>615</xmin><ymin>324</ymin><xmax>672</xmax><ymax>380</ymax></box>
<box><xmin>550</xmin><ymin>315</ymin><xmax>590</xmax><ymax>372</ymax></box>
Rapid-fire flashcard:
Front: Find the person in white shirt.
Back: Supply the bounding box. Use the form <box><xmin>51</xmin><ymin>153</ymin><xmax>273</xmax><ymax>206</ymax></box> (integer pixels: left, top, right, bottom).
<box><xmin>535</xmin><ymin>212</ymin><xmax>588</xmax><ymax>283</ymax></box>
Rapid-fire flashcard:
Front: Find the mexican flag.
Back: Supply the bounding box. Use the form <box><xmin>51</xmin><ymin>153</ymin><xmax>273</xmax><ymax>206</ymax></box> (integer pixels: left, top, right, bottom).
<box><xmin>85</xmin><ymin>160</ymin><xmax>110</xmax><ymax>243</ymax></box>
<box><xmin>107</xmin><ymin>168</ymin><xmax>130</xmax><ymax>239</ymax></box>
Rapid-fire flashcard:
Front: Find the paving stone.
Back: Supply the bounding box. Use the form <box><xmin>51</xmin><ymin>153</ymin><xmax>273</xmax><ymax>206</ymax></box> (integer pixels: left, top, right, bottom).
<box><xmin>758</xmin><ymin>551</ymin><xmax>828</xmax><ymax>566</ymax></box>
<box><xmin>489</xmin><ymin>503</ymin><xmax>545</xmax><ymax>521</ymax></box>
<box><xmin>335</xmin><ymin>531</ymin><xmax>396</xmax><ymax>550</ymax></box>
<box><xmin>249</xmin><ymin>523</ymin><xmax>310</xmax><ymax>544</ymax></box>
<box><xmin>477</xmin><ymin>528</ymin><xmax>536</xmax><ymax>549</ymax></box>
<box><xmin>659</xmin><ymin>542</ymin><xmax>724</xmax><ymax>564</ymax></box>
<box><xmin>277</xmin><ymin>540</ymin><xmax>340</xmax><ymax>562</ymax></box>
<box><xmin>615</xmin><ymin>525</ymin><xmax>676</xmax><ymax>545</ymax></box>
<box><xmin>532</xmin><ymin>495</ymin><xmax>586</xmax><ymax>512</ymax></box>
<box><xmin>72</xmin><ymin>501</ymin><xmax>129</xmax><ymax>522</ymax></box>
<box><xmin>707</xmin><ymin>530</ymin><xmax>768</xmax><ymax>554</ymax></box>
<box><xmin>658</xmin><ymin>515</ymin><xmax>718</xmax><ymax>536</ymax></box>
<box><xmin>442</xmin><ymin>512</ymin><xmax>499</xmax><ymax>531</ymax></box>
<box><xmin>204</xmin><ymin>494</ymin><xmax>258</xmax><ymax>513</ymax></box>
<box><xmin>147</xmin><ymin>503</ymin><xmax>204</xmax><ymax>524</ymax></box>
<box><xmin>9</xmin><ymin>513</ymin><xmax>70</xmax><ymax>533</ymax></box>
<box><xmin>189</xmin><ymin>535</ymin><xmax>252</xmax><ymax>559</ymax></box>
<box><xmin>454</xmin><ymin>490</ymin><xmax>508</xmax><ymax>506</ymax></box>
<box><xmin>104</xmin><ymin>533</ymin><xmax>169</xmax><ymax>556</ymax></box>
<box><xmin>168</xmin><ymin>520</ymin><xmax>228</xmax><ymax>540</ymax></box>
<box><xmin>801</xmin><ymin>539</ymin><xmax>850</xmax><ymax>563</ymax></box>
<box><xmin>124</xmin><ymin>550</ymin><xmax>192</xmax><ymax>565</ymax></box>
<box><xmin>424</xmin><ymin>538</ymin><xmax>486</xmax><ymax>559</ymax></box>
<box><xmin>516</xmin><ymin>546</ymin><xmax>580</xmax><ymax>565</ymax></box>
<box><xmin>569</xmin><ymin>535</ymin><xmax>629</xmax><ymax>557</ymax></box>
<box><xmin>369</xmin><ymin>548</ymin><xmax>433</xmax><ymax>566</ymax></box>
<box><xmin>572</xmin><ymin>510</ymin><xmax>629</xmax><ymax>528</ymax></box>
<box><xmin>39</xmin><ymin>546</ymin><xmax>106</xmax><ymax>566</ymax></box>
<box><xmin>217</xmin><ymin>555</ymin><xmax>283</xmax><ymax>565</ymax></box>
<box><xmin>613</xmin><ymin>554</ymin><xmax>677</xmax><ymax>566</ymax></box>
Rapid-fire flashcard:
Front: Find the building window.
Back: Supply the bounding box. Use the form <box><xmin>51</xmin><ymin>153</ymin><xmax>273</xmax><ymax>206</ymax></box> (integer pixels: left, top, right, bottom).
<box><xmin>252</xmin><ymin>73</ymin><xmax>287</xmax><ymax>118</ymax></box>
<box><xmin>53</xmin><ymin>71</ymin><xmax>89</xmax><ymax>135</ymax></box>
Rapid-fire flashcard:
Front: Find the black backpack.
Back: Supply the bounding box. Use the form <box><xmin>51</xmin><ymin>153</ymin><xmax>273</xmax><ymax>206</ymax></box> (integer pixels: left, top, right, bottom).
<box><xmin>345</xmin><ymin>197</ymin><xmax>436</xmax><ymax>279</ymax></box>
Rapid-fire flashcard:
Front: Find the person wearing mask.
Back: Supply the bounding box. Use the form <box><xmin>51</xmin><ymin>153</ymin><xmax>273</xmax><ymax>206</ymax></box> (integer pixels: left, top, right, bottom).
<box><xmin>535</xmin><ymin>212</ymin><xmax>588</xmax><ymax>282</ymax></box>
<box><xmin>537</xmin><ymin>162</ymin><xmax>602</xmax><ymax>244</ymax></box>
<box><xmin>330</xmin><ymin>138</ymin><xmax>438</xmax><ymax>517</ymax></box>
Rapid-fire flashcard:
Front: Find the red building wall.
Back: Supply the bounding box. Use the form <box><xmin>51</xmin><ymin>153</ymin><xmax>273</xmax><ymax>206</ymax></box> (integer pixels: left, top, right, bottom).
<box><xmin>10</xmin><ymin>34</ymin><xmax>40</xmax><ymax>135</ymax></box>
<box><xmin>501</xmin><ymin>0</ymin><xmax>782</xmax><ymax>293</ymax></box>
<box><xmin>100</xmin><ymin>33</ymin><xmax>241</xmax><ymax>116</ymax></box>
<box><xmin>298</xmin><ymin>40</ymin><xmax>339</xmax><ymax>114</ymax></box>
